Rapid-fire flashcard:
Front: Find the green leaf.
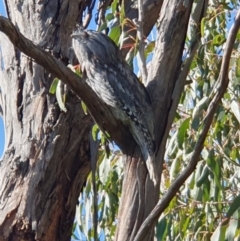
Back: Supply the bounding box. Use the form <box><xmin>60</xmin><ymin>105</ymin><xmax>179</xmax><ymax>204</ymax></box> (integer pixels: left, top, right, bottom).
<box><xmin>99</xmin><ymin>22</ymin><xmax>108</xmax><ymax>32</ymax></box>
<box><xmin>211</xmin><ymin>225</ymin><xmax>227</xmax><ymax>241</ymax></box>
<box><xmin>71</xmin><ymin>222</ymin><xmax>78</xmax><ymax>238</ymax></box>
<box><xmin>85</xmin><ymin>199</ymin><xmax>91</xmax><ymax>236</ymax></box>
<box><xmin>191</xmin><ymin>116</ymin><xmax>200</xmax><ymax>131</ymax></box>
<box><xmin>192</xmin><ymin>96</ymin><xmax>208</xmax><ymax>120</ymax></box>
<box><xmin>75</xmin><ymin>68</ymin><xmax>82</xmax><ymax>77</ymax></box>
<box><xmin>200</xmin><ymin>17</ymin><xmax>206</xmax><ymax>37</ymax></box>
<box><xmin>231</xmin><ymin>100</ymin><xmax>240</xmax><ymax>124</ymax></box>
<box><xmin>186</xmin><ymin>172</ymin><xmax>195</xmax><ymax>189</ymax></box>
<box><xmin>75</xmin><ymin>205</ymin><xmax>81</xmax><ymax>226</ymax></box>
<box><xmin>85</xmin><ymin>179</ymin><xmax>91</xmax><ymax>197</ymax></box>
<box><xmin>111</xmin><ymin>0</ymin><xmax>118</xmax><ymax>13</ymax></box>
<box><xmin>99</xmin><ymin>154</ymin><xmax>111</xmax><ymax>185</ymax></box>
<box><xmin>170</xmin><ymin>156</ymin><xmax>181</xmax><ymax>181</ymax></box>
<box><xmin>192</xmin><ymin>162</ymin><xmax>204</xmax><ymax>200</ymax></box>
<box><xmin>156</xmin><ymin>216</ymin><xmax>167</xmax><ymax>239</ymax></box>
<box><xmin>225</xmin><ymin>211</ymin><xmax>238</xmax><ymax>240</ymax></box>
<box><xmin>236</xmin><ymin>57</ymin><xmax>240</xmax><ymax>77</ymax></box>
<box><xmin>56</xmin><ymin>80</ymin><xmax>67</xmax><ymax>112</ymax></box>
<box><xmin>177</xmin><ymin>118</ymin><xmax>190</xmax><ymax>149</ymax></box>
<box><xmin>105</xmin><ymin>13</ymin><xmax>114</xmax><ymax>21</ymax></box>
<box><xmin>92</xmin><ymin>124</ymin><xmax>99</xmax><ymax>141</ymax></box>
<box><xmin>226</xmin><ymin>194</ymin><xmax>240</xmax><ymax>218</ymax></box>
<box><xmin>81</xmin><ymin>101</ymin><xmax>88</xmax><ymax>114</ymax></box>
<box><xmin>212</xmin><ymin>34</ymin><xmax>225</xmax><ymax>46</ymax></box>
<box><xmin>108</xmin><ymin>25</ymin><xmax>121</xmax><ymax>45</ymax></box>
<box><xmin>111</xmin><ymin>170</ymin><xmax>119</xmax><ymax>195</ymax></box>
<box><xmin>217</xmin><ymin>110</ymin><xmax>226</xmax><ymax>122</ymax></box>
<box><xmin>196</xmin><ymin>164</ymin><xmax>209</xmax><ymax>187</ymax></box>
<box><xmin>49</xmin><ymin>78</ymin><xmax>59</xmax><ymax>94</ymax></box>
<box><xmin>120</xmin><ymin>0</ymin><xmax>125</xmax><ymax>23</ymax></box>
<box><xmin>145</xmin><ymin>41</ymin><xmax>155</xmax><ymax>58</ymax></box>
<box><xmin>206</xmin><ymin>153</ymin><xmax>223</xmax><ymax>191</ymax></box>
<box><xmin>230</xmin><ymin>147</ymin><xmax>237</xmax><ymax>160</ymax></box>
<box><xmin>98</xmin><ymin>196</ymin><xmax>105</xmax><ymax>223</ymax></box>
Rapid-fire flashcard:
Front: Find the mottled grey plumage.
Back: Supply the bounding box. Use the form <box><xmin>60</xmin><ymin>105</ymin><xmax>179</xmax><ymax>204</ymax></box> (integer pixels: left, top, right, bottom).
<box><xmin>72</xmin><ymin>27</ymin><xmax>157</xmax><ymax>182</ymax></box>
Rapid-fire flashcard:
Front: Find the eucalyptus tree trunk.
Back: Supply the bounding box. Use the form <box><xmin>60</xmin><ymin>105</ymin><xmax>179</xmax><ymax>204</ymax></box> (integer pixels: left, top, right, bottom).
<box><xmin>0</xmin><ymin>1</ymin><xmax>94</xmax><ymax>240</ymax></box>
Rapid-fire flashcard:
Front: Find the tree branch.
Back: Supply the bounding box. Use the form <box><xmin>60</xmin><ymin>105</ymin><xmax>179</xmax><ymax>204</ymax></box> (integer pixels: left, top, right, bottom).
<box><xmin>0</xmin><ymin>16</ymin><xmax>134</xmax><ymax>153</ymax></box>
<box><xmin>155</xmin><ymin>0</ymin><xmax>208</xmax><ymax>181</ymax></box>
<box><xmin>121</xmin><ymin>0</ymin><xmax>163</xmax><ymax>57</ymax></box>
<box><xmin>136</xmin><ymin>0</ymin><xmax>148</xmax><ymax>84</ymax></box>
<box><xmin>133</xmin><ymin>9</ymin><xmax>240</xmax><ymax>241</ymax></box>
<box><xmin>96</xmin><ymin>0</ymin><xmax>112</xmax><ymax>31</ymax></box>
<box><xmin>89</xmin><ymin>132</ymin><xmax>100</xmax><ymax>241</ymax></box>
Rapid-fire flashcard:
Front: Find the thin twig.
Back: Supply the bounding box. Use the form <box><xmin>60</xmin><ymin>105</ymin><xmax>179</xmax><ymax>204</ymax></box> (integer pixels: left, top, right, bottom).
<box><xmin>89</xmin><ymin>131</ymin><xmax>100</xmax><ymax>241</ymax></box>
<box><xmin>136</xmin><ymin>0</ymin><xmax>148</xmax><ymax>84</ymax></box>
<box><xmin>82</xmin><ymin>0</ymin><xmax>96</xmax><ymax>29</ymax></box>
<box><xmin>96</xmin><ymin>0</ymin><xmax>112</xmax><ymax>31</ymax></box>
<box><xmin>133</xmin><ymin>9</ymin><xmax>240</xmax><ymax>241</ymax></box>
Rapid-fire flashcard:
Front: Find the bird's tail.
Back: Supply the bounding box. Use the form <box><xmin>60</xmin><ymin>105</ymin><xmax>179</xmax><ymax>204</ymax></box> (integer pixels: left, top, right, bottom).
<box><xmin>146</xmin><ymin>155</ymin><xmax>158</xmax><ymax>186</ymax></box>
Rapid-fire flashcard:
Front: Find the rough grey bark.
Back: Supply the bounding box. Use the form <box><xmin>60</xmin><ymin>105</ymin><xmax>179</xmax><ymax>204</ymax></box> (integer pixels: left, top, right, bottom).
<box><xmin>0</xmin><ymin>1</ymin><xmax>94</xmax><ymax>240</ymax></box>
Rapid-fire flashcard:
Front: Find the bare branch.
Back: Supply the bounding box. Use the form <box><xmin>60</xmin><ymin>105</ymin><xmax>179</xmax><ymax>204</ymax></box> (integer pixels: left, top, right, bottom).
<box><xmin>96</xmin><ymin>0</ymin><xmax>112</xmax><ymax>31</ymax></box>
<box><xmin>89</xmin><ymin>132</ymin><xmax>100</xmax><ymax>241</ymax></box>
<box><xmin>121</xmin><ymin>0</ymin><xmax>163</xmax><ymax>57</ymax></box>
<box><xmin>133</xmin><ymin>9</ymin><xmax>240</xmax><ymax>241</ymax></box>
<box><xmin>136</xmin><ymin>0</ymin><xmax>148</xmax><ymax>84</ymax></box>
<box><xmin>83</xmin><ymin>0</ymin><xmax>97</xmax><ymax>29</ymax></box>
